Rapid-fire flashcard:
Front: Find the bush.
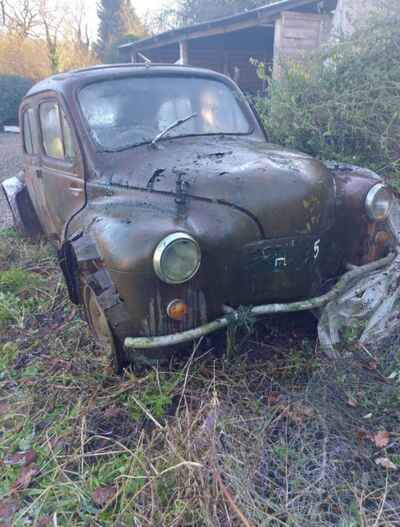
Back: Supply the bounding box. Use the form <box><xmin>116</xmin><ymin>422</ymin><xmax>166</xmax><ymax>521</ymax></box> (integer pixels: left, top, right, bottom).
<box><xmin>0</xmin><ymin>75</ymin><xmax>34</xmax><ymax>127</ymax></box>
<box><xmin>255</xmin><ymin>0</ymin><xmax>400</xmax><ymax>185</ymax></box>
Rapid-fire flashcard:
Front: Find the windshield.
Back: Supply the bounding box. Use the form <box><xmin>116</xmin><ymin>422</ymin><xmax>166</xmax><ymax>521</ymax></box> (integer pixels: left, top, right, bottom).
<box><xmin>78</xmin><ymin>76</ymin><xmax>252</xmax><ymax>151</ymax></box>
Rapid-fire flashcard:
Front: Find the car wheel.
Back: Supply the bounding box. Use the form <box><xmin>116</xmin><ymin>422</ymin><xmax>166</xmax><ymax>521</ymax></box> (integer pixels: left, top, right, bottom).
<box><xmin>82</xmin><ymin>280</ymin><xmax>128</xmax><ymax>374</ymax></box>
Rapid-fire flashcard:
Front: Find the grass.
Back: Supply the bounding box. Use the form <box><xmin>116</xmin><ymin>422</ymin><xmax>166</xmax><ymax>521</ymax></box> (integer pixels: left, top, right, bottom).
<box><xmin>0</xmin><ymin>228</ymin><xmax>399</xmax><ymax>526</ymax></box>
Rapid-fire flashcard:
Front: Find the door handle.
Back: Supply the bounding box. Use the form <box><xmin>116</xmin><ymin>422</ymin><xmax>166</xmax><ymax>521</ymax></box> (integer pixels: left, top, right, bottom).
<box><xmin>68</xmin><ymin>186</ymin><xmax>83</xmax><ymax>197</ymax></box>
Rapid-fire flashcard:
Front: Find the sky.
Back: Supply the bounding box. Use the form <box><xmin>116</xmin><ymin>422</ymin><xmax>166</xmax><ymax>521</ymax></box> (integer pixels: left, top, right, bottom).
<box><xmin>135</xmin><ymin>0</ymin><xmax>171</xmax><ymax>18</ymax></box>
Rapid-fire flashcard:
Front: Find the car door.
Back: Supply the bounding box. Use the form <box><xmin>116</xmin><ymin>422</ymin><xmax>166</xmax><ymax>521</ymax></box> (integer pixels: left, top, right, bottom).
<box><xmin>38</xmin><ymin>98</ymin><xmax>85</xmax><ymax>242</ymax></box>
<box><xmin>20</xmin><ymin>106</ymin><xmax>51</xmax><ymax>232</ymax></box>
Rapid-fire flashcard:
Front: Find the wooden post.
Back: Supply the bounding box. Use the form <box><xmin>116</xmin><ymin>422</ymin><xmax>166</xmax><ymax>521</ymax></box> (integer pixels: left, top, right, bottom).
<box><xmin>179</xmin><ymin>40</ymin><xmax>189</xmax><ymax>65</ymax></box>
<box><xmin>272</xmin><ymin>11</ymin><xmax>324</xmax><ymax>79</ymax></box>
<box><xmin>272</xmin><ymin>16</ymin><xmax>283</xmax><ymax>80</ymax></box>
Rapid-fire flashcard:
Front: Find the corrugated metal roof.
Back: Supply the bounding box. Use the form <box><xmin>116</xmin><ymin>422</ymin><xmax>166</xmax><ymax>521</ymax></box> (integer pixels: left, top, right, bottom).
<box><xmin>120</xmin><ymin>0</ymin><xmax>329</xmax><ymax>52</ymax></box>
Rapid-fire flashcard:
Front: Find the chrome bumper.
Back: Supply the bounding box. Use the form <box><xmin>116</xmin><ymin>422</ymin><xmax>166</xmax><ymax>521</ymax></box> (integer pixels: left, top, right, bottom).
<box><xmin>124</xmin><ymin>252</ymin><xmax>396</xmax><ymax>350</ymax></box>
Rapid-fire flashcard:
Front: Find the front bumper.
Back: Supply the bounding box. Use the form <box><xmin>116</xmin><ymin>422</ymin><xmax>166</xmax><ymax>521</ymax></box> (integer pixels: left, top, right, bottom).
<box><xmin>124</xmin><ymin>251</ymin><xmax>396</xmax><ymax>350</ymax></box>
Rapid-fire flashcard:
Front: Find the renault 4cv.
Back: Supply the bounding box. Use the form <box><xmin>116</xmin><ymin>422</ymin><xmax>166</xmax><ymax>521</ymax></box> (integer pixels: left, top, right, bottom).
<box><xmin>2</xmin><ymin>64</ymin><xmax>398</xmax><ymax>371</ymax></box>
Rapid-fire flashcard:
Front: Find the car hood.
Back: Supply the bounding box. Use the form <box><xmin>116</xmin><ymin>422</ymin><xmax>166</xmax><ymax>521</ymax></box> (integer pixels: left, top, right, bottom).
<box><xmin>95</xmin><ymin>135</ymin><xmax>335</xmax><ymax>238</ymax></box>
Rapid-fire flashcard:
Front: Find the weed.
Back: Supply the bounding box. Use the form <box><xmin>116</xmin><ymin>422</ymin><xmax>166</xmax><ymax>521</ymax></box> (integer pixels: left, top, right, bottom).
<box><xmin>0</xmin><ymin>268</ymin><xmax>38</xmax><ymax>293</ymax></box>
<box><xmin>0</xmin><ymin>341</ymin><xmax>17</xmax><ymax>371</ymax></box>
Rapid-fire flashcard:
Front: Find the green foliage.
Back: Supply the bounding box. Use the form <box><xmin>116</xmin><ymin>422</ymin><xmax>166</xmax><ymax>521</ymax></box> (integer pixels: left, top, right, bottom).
<box><xmin>106</xmin><ymin>33</ymin><xmax>140</xmax><ymax>64</ymax></box>
<box><xmin>0</xmin><ymin>291</ymin><xmax>25</xmax><ymax>324</ymax></box>
<box><xmin>0</xmin><ymin>74</ymin><xmax>33</xmax><ymax>126</ymax></box>
<box><xmin>0</xmin><ymin>268</ymin><xmax>36</xmax><ymax>294</ymax></box>
<box><xmin>0</xmin><ymin>342</ymin><xmax>18</xmax><ymax>372</ymax></box>
<box><xmin>255</xmin><ymin>1</ymin><xmax>400</xmax><ymax>184</ymax></box>
<box><xmin>96</xmin><ymin>0</ymin><xmax>145</xmax><ymax>62</ymax></box>
<box><xmin>127</xmin><ymin>371</ymin><xmax>181</xmax><ymax>421</ymax></box>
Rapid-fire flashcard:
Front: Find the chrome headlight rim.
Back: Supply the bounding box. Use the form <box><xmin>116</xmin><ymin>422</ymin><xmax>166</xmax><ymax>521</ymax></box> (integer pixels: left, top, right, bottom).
<box><xmin>153</xmin><ymin>232</ymin><xmax>201</xmax><ymax>285</ymax></box>
<box><xmin>365</xmin><ymin>183</ymin><xmax>394</xmax><ymax>221</ymax></box>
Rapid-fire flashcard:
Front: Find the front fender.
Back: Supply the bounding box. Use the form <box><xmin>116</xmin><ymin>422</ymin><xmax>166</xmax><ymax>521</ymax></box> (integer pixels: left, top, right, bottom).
<box><xmin>1</xmin><ymin>176</ymin><xmax>42</xmax><ymax>237</ymax></box>
<box><xmin>325</xmin><ymin>162</ymin><xmax>395</xmax><ymax>264</ymax></box>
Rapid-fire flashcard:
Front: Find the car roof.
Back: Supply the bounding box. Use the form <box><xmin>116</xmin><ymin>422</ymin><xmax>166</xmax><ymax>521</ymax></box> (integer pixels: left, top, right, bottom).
<box><xmin>25</xmin><ymin>63</ymin><xmax>233</xmax><ymax>99</ymax></box>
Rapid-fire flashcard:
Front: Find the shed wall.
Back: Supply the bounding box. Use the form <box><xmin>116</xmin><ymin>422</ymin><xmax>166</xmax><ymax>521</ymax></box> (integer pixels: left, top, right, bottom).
<box><xmin>273</xmin><ymin>11</ymin><xmax>324</xmax><ymax>78</ymax></box>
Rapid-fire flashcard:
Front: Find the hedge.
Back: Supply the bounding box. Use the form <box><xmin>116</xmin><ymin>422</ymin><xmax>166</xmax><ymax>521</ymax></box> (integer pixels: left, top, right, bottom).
<box><xmin>0</xmin><ymin>75</ymin><xmax>34</xmax><ymax>127</ymax></box>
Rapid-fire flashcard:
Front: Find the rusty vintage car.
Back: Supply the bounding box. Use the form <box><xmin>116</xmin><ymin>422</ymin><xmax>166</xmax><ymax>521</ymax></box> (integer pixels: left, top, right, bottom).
<box><xmin>2</xmin><ymin>64</ymin><xmax>398</xmax><ymax>371</ymax></box>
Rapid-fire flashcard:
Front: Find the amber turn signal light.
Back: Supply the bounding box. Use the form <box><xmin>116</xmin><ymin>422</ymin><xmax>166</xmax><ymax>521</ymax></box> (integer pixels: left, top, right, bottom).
<box><xmin>167</xmin><ymin>299</ymin><xmax>188</xmax><ymax>321</ymax></box>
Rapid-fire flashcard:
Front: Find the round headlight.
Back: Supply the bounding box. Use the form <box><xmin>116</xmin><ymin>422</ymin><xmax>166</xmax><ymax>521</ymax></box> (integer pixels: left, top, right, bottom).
<box><xmin>153</xmin><ymin>233</ymin><xmax>201</xmax><ymax>284</ymax></box>
<box><xmin>365</xmin><ymin>184</ymin><xmax>393</xmax><ymax>221</ymax></box>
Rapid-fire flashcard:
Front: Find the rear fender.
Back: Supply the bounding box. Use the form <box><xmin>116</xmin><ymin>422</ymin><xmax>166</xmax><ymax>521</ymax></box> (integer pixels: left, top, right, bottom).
<box><xmin>1</xmin><ymin>176</ymin><xmax>42</xmax><ymax>237</ymax></box>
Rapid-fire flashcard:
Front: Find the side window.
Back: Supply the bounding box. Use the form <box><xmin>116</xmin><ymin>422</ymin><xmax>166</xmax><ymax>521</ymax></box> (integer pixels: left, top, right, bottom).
<box><xmin>40</xmin><ymin>101</ymin><xmax>76</xmax><ymax>161</ymax></box>
<box><xmin>23</xmin><ymin>110</ymin><xmax>33</xmax><ymax>154</ymax></box>
<box><xmin>40</xmin><ymin>102</ymin><xmax>64</xmax><ymax>159</ymax></box>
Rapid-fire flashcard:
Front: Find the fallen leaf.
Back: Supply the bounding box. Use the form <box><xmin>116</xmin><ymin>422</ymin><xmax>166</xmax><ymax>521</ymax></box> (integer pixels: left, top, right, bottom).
<box><xmin>5</xmin><ymin>450</ymin><xmax>37</xmax><ymax>466</ymax></box>
<box><xmin>0</xmin><ymin>498</ymin><xmax>19</xmax><ymax>523</ymax></box>
<box><xmin>92</xmin><ymin>485</ymin><xmax>117</xmax><ymax>506</ymax></box>
<box><xmin>366</xmin><ymin>360</ymin><xmax>378</xmax><ymax>370</ymax></box>
<box><xmin>12</xmin><ymin>464</ymin><xmax>40</xmax><ymax>492</ymax></box>
<box><xmin>37</xmin><ymin>516</ymin><xmax>52</xmax><ymax>526</ymax></box>
<box><xmin>347</xmin><ymin>398</ymin><xmax>358</xmax><ymax>408</ymax></box>
<box><xmin>282</xmin><ymin>402</ymin><xmax>315</xmax><ymax>424</ymax></box>
<box><xmin>49</xmin><ymin>436</ymin><xmax>66</xmax><ymax>452</ymax></box>
<box><xmin>266</xmin><ymin>391</ymin><xmax>282</xmax><ymax>406</ymax></box>
<box><xmin>375</xmin><ymin>457</ymin><xmax>398</xmax><ymax>470</ymax></box>
<box><xmin>373</xmin><ymin>431</ymin><xmax>390</xmax><ymax>448</ymax></box>
<box><xmin>104</xmin><ymin>405</ymin><xmax>126</xmax><ymax>418</ymax></box>
<box><xmin>0</xmin><ymin>403</ymin><xmax>11</xmax><ymax>415</ymax></box>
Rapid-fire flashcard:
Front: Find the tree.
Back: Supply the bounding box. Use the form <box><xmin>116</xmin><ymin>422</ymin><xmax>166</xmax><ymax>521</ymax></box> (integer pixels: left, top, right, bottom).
<box><xmin>38</xmin><ymin>0</ymin><xmax>64</xmax><ymax>73</ymax></box>
<box><xmin>96</xmin><ymin>0</ymin><xmax>146</xmax><ymax>62</ymax></box>
<box><xmin>2</xmin><ymin>0</ymin><xmax>41</xmax><ymax>37</ymax></box>
<box><xmin>148</xmin><ymin>0</ymin><xmax>276</xmax><ymax>33</ymax></box>
<box><xmin>0</xmin><ymin>33</ymin><xmax>51</xmax><ymax>80</ymax></box>
<box><xmin>0</xmin><ymin>0</ymin><xmax>96</xmax><ymax>78</ymax></box>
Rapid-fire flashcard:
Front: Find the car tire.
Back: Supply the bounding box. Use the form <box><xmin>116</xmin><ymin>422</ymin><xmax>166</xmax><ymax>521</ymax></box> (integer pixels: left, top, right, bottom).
<box><xmin>81</xmin><ymin>275</ymin><xmax>129</xmax><ymax>374</ymax></box>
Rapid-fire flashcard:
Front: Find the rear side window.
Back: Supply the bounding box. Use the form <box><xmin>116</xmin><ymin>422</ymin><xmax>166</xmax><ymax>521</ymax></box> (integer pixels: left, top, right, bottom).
<box><xmin>40</xmin><ymin>101</ymin><xmax>76</xmax><ymax>161</ymax></box>
<box><xmin>23</xmin><ymin>111</ymin><xmax>33</xmax><ymax>154</ymax></box>
<box><xmin>22</xmin><ymin>108</ymin><xmax>39</xmax><ymax>155</ymax></box>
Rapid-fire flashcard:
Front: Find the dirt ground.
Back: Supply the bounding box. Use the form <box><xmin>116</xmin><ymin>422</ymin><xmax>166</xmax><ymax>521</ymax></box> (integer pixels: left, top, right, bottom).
<box><xmin>0</xmin><ymin>132</ymin><xmax>23</xmax><ymax>230</ymax></box>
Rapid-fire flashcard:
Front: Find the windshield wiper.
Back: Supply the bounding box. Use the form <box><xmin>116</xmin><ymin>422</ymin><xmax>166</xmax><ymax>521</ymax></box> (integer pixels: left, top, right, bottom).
<box><xmin>151</xmin><ymin>112</ymin><xmax>197</xmax><ymax>147</ymax></box>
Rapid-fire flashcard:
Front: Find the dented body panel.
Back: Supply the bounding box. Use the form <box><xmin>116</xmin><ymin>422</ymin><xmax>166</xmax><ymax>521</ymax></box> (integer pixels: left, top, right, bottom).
<box><xmin>1</xmin><ymin>64</ymin><xmax>396</xmax><ymax>365</ymax></box>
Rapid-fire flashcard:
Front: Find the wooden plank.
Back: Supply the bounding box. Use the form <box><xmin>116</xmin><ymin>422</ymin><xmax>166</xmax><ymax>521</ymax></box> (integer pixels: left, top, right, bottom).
<box><xmin>179</xmin><ymin>40</ymin><xmax>189</xmax><ymax>64</ymax></box>
<box><xmin>282</xmin><ymin>37</ymin><xmax>319</xmax><ymax>48</ymax></box>
<box><xmin>138</xmin><ymin>18</ymin><xmax>268</xmax><ymax>51</ymax></box>
<box><xmin>283</xmin><ymin>27</ymin><xmax>321</xmax><ymax>39</ymax></box>
<box><xmin>281</xmin><ymin>11</ymin><xmax>322</xmax><ymax>22</ymax></box>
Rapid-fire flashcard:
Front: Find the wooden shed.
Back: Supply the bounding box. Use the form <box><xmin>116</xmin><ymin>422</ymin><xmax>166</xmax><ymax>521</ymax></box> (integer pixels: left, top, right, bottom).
<box><xmin>119</xmin><ymin>0</ymin><xmax>337</xmax><ymax>93</ymax></box>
